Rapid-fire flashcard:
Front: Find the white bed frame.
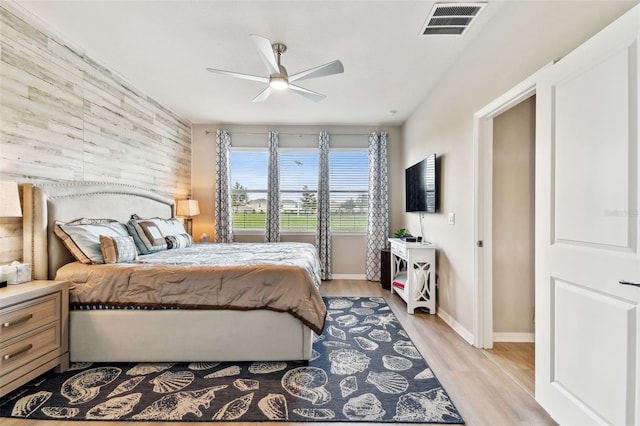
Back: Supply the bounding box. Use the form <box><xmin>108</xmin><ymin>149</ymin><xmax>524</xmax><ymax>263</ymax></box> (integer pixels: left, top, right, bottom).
<box><xmin>23</xmin><ymin>182</ymin><xmax>313</xmax><ymax>362</ymax></box>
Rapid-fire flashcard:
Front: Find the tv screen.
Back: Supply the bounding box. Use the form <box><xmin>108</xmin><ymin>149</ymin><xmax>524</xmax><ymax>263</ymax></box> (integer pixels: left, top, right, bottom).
<box><xmin>405</xmin><ymin>153</ymin><xmax>438</xmax><ymax>213</ymax></box>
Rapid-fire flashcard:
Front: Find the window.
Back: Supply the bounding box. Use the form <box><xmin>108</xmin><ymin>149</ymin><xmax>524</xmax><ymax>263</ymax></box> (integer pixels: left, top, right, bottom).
<box><xmin>230</xmin><ymin>150</ymin><xmax>268</xmax><ymax>230</ymax></box>
<box><xmin>329</xmin><ymin>150</ymin><xmax>368</xmax><ymax>232</ymax></box>
<box><xmin>280</xmin><ymin>150</ymin><xmax>319</xmax><ymax>231</ymax></box>
<box><xmin>230</xmin><ymin>147</ymin><xmax>369</xmax><ymax>233</ymax></box>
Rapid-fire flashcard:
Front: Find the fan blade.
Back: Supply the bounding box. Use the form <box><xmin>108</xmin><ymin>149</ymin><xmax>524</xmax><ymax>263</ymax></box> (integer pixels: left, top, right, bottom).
<box><xmin>289</xmin><ymin>60</ymin><xmax>344</xmax><ymax>82</ymax></box>
<box><xmin>250</xmin><ymin>34</ymin><xmax>280</xmax><ymax>75</ymax></box>
<box><xmin>289</xmin><ymin>84</ymin><xmax>326</xmax><ymax>102</ymax></box>
<box><xmin>252</xmin><ymin>86</ymin><xmax>273</xmax><ymax>103</ymax></box>
<box><xmin>206</xmin><ymin>68</ymin><xmax>269</xmax><ymax>83</ymax></box>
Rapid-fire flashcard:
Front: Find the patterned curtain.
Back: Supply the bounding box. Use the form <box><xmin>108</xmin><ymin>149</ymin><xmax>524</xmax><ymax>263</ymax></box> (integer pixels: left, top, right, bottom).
<box><xmin>265</xmin><ymin>131</ymin><xmax>280</xmax><ymax>242</ymax></box>
<box><xmin>366</xmin><ymin>132</ymin><xmax>389</xmax><ymax>281</ymax></box>
<box><xmin>214</xmin><ymin>129</ymin><xmax>233</xmax><ymax>243</ymax></box>
<box><xmin>316</xmin><ymin>131</ymin><xmax>331</xmax><ymax>280</ymax></box>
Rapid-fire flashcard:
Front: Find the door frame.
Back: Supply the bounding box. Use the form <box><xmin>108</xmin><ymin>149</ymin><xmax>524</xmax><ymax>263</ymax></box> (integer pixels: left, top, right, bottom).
<box><xmin>472</xmin><ymin>65</ymin><xmax>551</xmax><ymax>349</ymax></box>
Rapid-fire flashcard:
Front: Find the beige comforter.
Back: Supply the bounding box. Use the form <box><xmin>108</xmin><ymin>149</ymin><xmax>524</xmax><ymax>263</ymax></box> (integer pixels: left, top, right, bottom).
<box><xmin>55</xmin><ymin>242</ymin><xmax>326</xmax><ymax>334</ymax></box>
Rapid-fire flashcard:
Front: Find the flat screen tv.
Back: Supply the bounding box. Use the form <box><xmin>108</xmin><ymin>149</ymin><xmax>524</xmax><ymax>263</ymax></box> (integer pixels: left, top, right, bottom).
<box><xmin>405</xmin><ymin>153</ymin><xmax>438</xmax><ymax>213</ymax></box>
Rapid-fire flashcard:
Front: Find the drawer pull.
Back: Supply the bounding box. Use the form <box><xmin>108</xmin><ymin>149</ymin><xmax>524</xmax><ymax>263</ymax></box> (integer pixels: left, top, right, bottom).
<box><xmin>3</xmin><ymin>314</ymin><xmax>33</xmax><ymax>329</ymax></box>
<box><xmin>3</xmin><ymin>344</ymin><xmax>33</xmax><ymax>360</ymax></box>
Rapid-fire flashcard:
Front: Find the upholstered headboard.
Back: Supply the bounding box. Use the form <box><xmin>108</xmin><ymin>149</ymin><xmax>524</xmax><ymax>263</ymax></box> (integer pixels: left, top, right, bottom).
<box><xmin>23</xmin><ymin>182</ymin><xmax>175</xmax><ymax>280</ymax></box>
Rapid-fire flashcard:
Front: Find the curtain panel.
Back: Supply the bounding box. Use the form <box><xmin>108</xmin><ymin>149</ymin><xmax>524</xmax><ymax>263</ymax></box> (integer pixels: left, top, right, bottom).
<box><xmin>265</xmin><ymin>131</ymin><xmax>280</xmax><ymax>242</ymax></box>
<box><xmin>214</xmin><ymin>129</ymin><xmax>233</xmax><ymax>243</ymax></box>
<box><xmin>366</xmin><ymin>132</ymin><xmax>389</xmax><ymax>281</ymax></box>
<box><xmin>316</xmin><ymin>131</ymin><xmax>331</xmax><ymax>280</ymax></box>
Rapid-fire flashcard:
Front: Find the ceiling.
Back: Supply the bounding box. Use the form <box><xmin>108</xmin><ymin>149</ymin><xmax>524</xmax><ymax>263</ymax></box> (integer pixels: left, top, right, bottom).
<box><xmin>11</xmin><ymin>1</ymin><xmax>636</xmax><ymax>125</ymax></box>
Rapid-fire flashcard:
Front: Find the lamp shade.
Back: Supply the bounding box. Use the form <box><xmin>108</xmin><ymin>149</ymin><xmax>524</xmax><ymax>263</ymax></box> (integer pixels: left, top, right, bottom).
<box><xmin>0</xmin><ymin>181</ymin><xmax>22</xmax><ymax>217</ymax></box>
<box><xmin>176</xmin><ymin>199</ymin><xmax>200</xmax><ymax>217</ymax></box>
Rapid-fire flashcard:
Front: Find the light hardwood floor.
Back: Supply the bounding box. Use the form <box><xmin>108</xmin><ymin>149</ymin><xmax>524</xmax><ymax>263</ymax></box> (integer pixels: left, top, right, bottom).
<box><xmin>2</xmin><ymin>279</ymin><xmax>556</xmax><ymax>426</ymax></box>
<box><xmin>483</xmin><ymin>342</ymin><xmax>535</xmax><ymax>397</ymax></box>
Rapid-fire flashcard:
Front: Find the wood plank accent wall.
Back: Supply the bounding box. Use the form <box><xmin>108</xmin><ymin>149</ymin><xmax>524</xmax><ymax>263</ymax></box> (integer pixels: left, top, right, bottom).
<box><xmin>0</xmin><ymin>5</ymin><xmax>192</xmax><ymax>264</ymax></box>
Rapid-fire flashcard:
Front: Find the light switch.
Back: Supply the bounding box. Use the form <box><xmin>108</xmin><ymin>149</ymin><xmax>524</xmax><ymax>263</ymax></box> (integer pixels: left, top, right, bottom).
<box><xmin>448</xmin><ymin>212</ymin><xmax>455</xmax><ymax>225</ymax></box>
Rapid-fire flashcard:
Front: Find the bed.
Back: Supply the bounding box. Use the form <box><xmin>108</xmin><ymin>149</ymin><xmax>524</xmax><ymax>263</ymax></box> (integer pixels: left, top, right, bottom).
<box><xmin>22</xmin><ymin>182</ymin><xmax>325</xmax><ymax>362</ymax></box>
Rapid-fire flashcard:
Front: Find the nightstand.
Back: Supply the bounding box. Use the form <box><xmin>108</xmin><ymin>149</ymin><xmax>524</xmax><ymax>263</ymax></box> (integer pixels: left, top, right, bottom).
<box><xmin>0</xmin><ymin>280</ymin><xmax>69</xmax><ymax>397</ymax></box>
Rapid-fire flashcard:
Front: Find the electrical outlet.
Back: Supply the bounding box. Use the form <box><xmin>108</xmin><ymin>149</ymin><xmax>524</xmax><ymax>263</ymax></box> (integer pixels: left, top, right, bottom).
<box><xmin>448</xmin><ymin>212</ymin><xmax>455</xmax><ymax>225</ymax></box>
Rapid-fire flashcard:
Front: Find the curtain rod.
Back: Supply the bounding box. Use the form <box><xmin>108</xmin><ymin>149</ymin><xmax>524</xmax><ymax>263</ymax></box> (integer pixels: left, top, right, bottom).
<box><xmin>204</xmin><ymin>130</ymin><xmax>378</xmax><ymax>137</ymax></box>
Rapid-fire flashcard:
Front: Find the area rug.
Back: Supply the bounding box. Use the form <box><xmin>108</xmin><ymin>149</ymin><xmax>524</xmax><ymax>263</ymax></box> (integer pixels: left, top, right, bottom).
<box><xmin>0</xmin><ymin>297</ymin><xmax>464</xmax><ymax>423</ymax></box>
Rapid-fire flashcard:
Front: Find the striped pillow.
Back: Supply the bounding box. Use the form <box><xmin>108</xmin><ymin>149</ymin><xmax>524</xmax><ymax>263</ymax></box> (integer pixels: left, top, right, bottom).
<box><xmin>165</xmin><ymin>233</ymin><xmax>193</xmax><ymax>249</ymax></box>
<box><xmin>100</xmin><ymin>235</ymin><xmax>139</xmax><ymax>264</ymax></box>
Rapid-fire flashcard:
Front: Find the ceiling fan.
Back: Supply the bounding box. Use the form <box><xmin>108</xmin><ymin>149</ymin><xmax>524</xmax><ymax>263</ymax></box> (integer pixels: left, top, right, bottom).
<box><xmin>206</xmin><ymin>35</ymin><xmax>344</xmax><ymax>103</ymax></box>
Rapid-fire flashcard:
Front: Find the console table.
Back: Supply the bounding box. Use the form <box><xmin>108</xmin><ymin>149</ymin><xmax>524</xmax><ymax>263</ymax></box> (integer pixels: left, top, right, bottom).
<box><xmin>388</xmin><ymin>238</ymin><xmax>437</xmax><ymax>314</ymax></box>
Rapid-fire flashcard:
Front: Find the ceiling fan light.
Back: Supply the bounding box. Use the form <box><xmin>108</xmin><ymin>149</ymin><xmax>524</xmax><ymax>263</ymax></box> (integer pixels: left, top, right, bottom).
<box><xmin>269</xmin><ymin>76</ymin><xmax>289</xmax><ymax>90</ymax></box>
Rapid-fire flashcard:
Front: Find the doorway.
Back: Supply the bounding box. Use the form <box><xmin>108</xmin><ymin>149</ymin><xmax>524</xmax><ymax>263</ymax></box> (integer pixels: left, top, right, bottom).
<box><xmin>472</xmin><ymin>67</ymin><xmax>548</xmax><ymax>362</ymax></box>
<box><xmin>491</xmin><ymin>96</ymin><xmax>536</xmax><ymax>343</ymax></box>
<box><xmin>482</xmin><ymin>96</ymin><xmax>536</xmax><ymax>394</ymax></box>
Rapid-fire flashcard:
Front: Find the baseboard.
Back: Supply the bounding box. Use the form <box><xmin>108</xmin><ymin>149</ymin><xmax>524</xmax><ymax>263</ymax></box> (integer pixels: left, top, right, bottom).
<box><xmin>330</xmin><ymin>274</ymin><xmax>367</xmax><ymax>280</ymax></box>
<box><xmin>437</xmin><ymin>308</ymin><xmax>474</xmax><ymax>345</ymax></box>
<box><xmin>493</xmin><ymin>332</ymin><xmax>535</xmax><ymax>342</ymax></box>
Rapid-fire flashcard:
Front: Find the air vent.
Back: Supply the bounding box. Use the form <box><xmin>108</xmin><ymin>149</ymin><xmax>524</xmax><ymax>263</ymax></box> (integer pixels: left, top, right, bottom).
<box><xmin>420</xmin><ymin>2</ymin><xmax>486</xmax><ymax>36</ymax></box>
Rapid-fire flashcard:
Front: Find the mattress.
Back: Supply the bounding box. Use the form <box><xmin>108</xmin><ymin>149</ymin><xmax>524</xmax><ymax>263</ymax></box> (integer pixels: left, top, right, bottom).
<box><xmin>55</xmin><ymin>242</ymin><xmax>326</xmax><ymax>334</ymax></box>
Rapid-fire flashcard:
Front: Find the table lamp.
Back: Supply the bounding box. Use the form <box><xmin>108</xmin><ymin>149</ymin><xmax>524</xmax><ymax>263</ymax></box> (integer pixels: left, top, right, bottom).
<box><xmin>176</xmin><ymin>199</ymin><xmax>200</xmax><ymax>236</ymax></box>
<box><xmin>0</xmin><ymin>181</ymin><xmax>22</xmax><ymax>218</ymax></box>
<box><xmin>0</xmin><ymin>181</ymin><xmax>22</xmax><ymax>287</ymax></box>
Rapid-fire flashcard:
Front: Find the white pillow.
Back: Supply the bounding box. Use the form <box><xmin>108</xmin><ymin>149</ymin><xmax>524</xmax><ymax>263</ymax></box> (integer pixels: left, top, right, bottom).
<box><xmin>54</xmin><ymin>219</ymin><xmax>129</xmax><ymax>264</ymax></box>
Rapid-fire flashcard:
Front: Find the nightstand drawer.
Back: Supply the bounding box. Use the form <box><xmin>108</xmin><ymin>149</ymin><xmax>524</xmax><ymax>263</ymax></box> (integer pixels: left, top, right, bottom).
<box><xmin>391</xmin><ymin>243</ymin><xmax>406</xmax><ymax>257</ymax></box>
<box><xmin>0</xmin><ymin>292</ymin><xmax>61</xmax><ymax>343</ymax></box>
<box><xmin>0</xmin><ymin>323</ymin><xmax>61</xmax><ymax>375</ymax></box>
<box><xmin>0</xmin><ymin>280</ymin><xmax>69</xmax><ymax>397</ymax></box>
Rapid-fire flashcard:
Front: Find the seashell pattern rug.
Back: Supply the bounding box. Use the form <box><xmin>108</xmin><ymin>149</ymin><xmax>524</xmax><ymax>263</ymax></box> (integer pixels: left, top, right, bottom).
<box><xmin>0</xmin><ymin>297</ymin><xmax>464</xmax><ymax>423</ymax></box>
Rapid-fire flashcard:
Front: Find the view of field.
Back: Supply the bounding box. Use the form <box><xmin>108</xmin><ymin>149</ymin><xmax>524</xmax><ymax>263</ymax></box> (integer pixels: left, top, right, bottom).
<box><xmin>232</xmin><ymin>211</ymin><xmax>367</xmax><ymax>231</ymax></box>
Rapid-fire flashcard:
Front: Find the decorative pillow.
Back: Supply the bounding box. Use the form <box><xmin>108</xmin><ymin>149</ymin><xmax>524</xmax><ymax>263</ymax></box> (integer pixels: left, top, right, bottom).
<box><xmin>100</xmin><ymin>235</ymin><xmax>139</xmax><ymax>264</ymax></box>
<box><xmin>165</xmin><ymin>233</ymin><xmax>193</xmax><ymax>249</ymax></box>
<box><xmin>127</xmin><ymin>220</ymin><xmax>166</xmax><ymax>254</ymax></box>
<box><xmin>54</xmin><ymin>219</ymin><xmax>130</xmax><ymax>264</ymax></box>
<box><xmin>127</xmin><ymin>215</ymin><xmax>188</xmax><ymax>254</ymax></box>
<box><xmin>155</xmin><ymin>217</ymin><xmax>187</xmax><ymax>236</ymax></box>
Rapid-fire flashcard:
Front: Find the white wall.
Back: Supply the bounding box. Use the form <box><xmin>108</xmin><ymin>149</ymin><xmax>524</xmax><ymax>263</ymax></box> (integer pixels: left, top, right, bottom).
<box><xmin>0</xmin><ymin>5</ymin><xmax>192</xmax><ymax>265</ymax></box>
<box><xmin>402</xmin><ymin>1</ymin><xmax>636</xmax><ymax>335</ymax></box>
<box><xmin>191</xmin><ymin>123</ymin><xmax>403</xmax><ymax>277</ymax></box>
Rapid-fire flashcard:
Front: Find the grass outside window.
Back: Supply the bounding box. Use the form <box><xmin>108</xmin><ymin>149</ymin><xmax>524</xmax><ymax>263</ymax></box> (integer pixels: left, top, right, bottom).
<box><xmin>232</xmin><ymin>212</ymin><xmax>367</xmax><ymax>232</ymax></box>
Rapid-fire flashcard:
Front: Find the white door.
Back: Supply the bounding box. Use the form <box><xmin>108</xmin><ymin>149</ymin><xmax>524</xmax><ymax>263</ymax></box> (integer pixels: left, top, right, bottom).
<box><xmin>535</xmin><ymin>5</ymin><xmax>640</xmax><ymax>426</ymax></box>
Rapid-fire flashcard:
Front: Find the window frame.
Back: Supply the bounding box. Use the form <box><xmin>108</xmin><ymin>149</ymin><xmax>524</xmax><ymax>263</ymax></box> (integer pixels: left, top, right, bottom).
<box><xmin>278</xmin><ymin>147</ymin><xmax>320</xmax><ymax>233</ymax></box>
<box><xmin>229</xmin><ymin>144</ymin><xmax>370</xmax><ymax>235</ymax></box>
<box><xmin>230</xmin><ymin>147</ymin><xmax>269</xmax><ymax>233</ymax></box>
<box><xmin>327</xmin><ymin>148</ymin><xmax>369</xmax><ymax>234</ymax></box>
